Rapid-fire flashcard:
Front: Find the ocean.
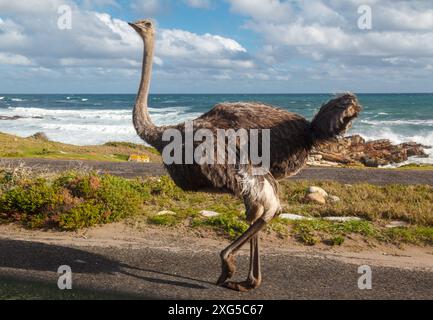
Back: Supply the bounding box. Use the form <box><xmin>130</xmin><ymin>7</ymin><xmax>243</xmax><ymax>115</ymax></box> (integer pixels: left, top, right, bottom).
<box><xmin>0</xmin><ymin>93</ymin><xmax>432</xmax><ymax>165</ymax></box>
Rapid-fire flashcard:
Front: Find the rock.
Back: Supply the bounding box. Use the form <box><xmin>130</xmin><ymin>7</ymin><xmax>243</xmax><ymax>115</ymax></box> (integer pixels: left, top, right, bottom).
<box><xmin>128</xmin><ymin>154</ymin><xmax>150</xmax><ymax>163</ymax></box>
<box><xmin>362</xmin><ymin>157</ymin><xmax>381</xmax><ymax>167</ymax></box>
<box><xmin>279</xmin><ymin>213</ymin><xmax>313</xmax><ymax>221</ymax></box>
<box><xmin>312</xmin><ymin>135</ymin><xmax>428</xmax><ymax>167</ymax></box>
<box><xmin>305</xmin><ymin>192</ymin><xmax>326</xmax><ymax>204</ymax></box>
<box><xmin>306</xmin><ymin>157</ymin><xmax>339</xmax><ymax>167</ymax></box>
<box><xmin>385</xmin><ymin>221</ymin><xmax>410</xmax><ymax>228</ymax></box>
<box><xmin>0</xmin><ymin>115</ymin><xmax>42</xmax><ymax>120</ymax></box>
<box><xmin>312</xmin><ymin>154</ymin><xmax>323</xmax><ymax>161</ymax></box>
<box><xmin>328</xmin><ymin>195</ymin><xmax>340</xmax><ymax>203</ymax></box>
<box><xmin>308</xmin><ymin>186</ymin><xmax>328</xmax><ymax>198</ymax></box>
<box><xmin>323</xmin><ymin>216</ymin><xmax>362</xmax><ymax>222</ymax></box>
<box><xmin>156</xmin><ymin>210</ymin><xmax>176</xmax><ymax>216</ymax></box>
<box><xmin>200</xmin><ymin>210</ymin><xmax>220</xmax><ymax>218</ymax></box>
<box><xmin>348</xmin><ymin>135</ymin><xmax>365</xmax><ymax>146</ymax></box>
<box><xmin>401</xmin><ymin>142</ymin><xmax>430</xmax><ymax>158</ymax></box>
<box><xmin>0</xmin><ymin>115</ymin><xmax>23</xmax><ymax>120</ymax></box>
<box><xmin>317</xmin><ymin>151</ymin><xmax>354</xmax><ymax>165</ymax></box>
<box><xmin>29</xmin><ymin>132</ymin><xmax>49</xmax><ymax>141</ymax></box>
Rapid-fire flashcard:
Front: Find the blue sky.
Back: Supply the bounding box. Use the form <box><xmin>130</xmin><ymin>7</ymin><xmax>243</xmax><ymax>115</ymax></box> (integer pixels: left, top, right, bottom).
<box><xmin>1</xmin><ymin>0</ymin><xmax>433</xmax><ymax>93</ymax></box>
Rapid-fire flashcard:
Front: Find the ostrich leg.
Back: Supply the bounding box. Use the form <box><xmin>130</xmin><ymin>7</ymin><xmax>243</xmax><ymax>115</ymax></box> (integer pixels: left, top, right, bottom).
<box><xmin>216</xmin><ymin>216</ymin><xmax>267</xmax><ymax>289</ymax></box>
<box><xmin>224</xmin><ymin>234</ymin><xmax>261</xmax><ymax>292</ymax></box>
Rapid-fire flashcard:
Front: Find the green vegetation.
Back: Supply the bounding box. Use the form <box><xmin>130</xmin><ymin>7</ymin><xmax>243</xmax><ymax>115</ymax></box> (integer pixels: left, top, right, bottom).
<box><xmin>0</xmin><ymin>165</ymin><xmax>432</xmax><ymax>246</ymax></box>
<box><xmin>192</xmin><ymin>213</ymin><xmax>249</xmax><ymax>238</ymax></box>
<box><xmin>0</xmin><ymin>132</ymin><xmax>160</xmax><ymax>162</ymax></box>
<box><xmin>287</xmin><ymin>219</ymin><xmax>375</xmax><ymax>246</ymax></box>
<box><xmin>148</xmin><ymin>214</ymin><xmax>179</xmax><ymax>226</ymax></box>
<box><xmin>0</xmin><ymin>172</ymin><xmax>144</xmax><ymax>230</ymax></box>
<box><xmin>395</xmin><ymin>164</ymin><xmax>433</xmax><ymax>171</ymax></box>
<box><xmin>280</xmin><ymin>180</ymin><xmax>433</xmax><ymax>226</ymax></box>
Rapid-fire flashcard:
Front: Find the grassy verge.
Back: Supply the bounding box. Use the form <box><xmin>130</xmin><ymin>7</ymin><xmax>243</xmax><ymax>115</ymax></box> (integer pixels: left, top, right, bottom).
<box><xmin>0</xmin><ymin>165</ymin><xmax>432</xmax><ymax>247</ymax></box>
<box><xmin>0</xmin><ymin>132</ymin><xmax>160</xmax><ymax>162</ymax></box>
<box><xmin>394</xmin><ymin>164</ymin><xmax>433</xmax><ymax>171</ymax></box>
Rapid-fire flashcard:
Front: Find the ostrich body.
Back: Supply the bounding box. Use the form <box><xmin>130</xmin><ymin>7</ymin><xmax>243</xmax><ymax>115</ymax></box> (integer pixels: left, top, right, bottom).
<box><xmin>129</xmin><ymin>20</ymin><xmax>362</xmax><ymax>292</ymax></box>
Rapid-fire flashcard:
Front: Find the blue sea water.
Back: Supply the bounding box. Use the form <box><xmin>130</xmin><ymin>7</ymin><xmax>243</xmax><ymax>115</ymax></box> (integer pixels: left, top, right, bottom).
<box><xmin>0</xmin><ymin>93</ymin><xmax>432</xmax><ymax>164</ymax></box>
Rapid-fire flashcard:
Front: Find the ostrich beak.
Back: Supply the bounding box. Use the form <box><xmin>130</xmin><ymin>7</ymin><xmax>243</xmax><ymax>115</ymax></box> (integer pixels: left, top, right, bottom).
<box><xmin>129</xmin><ymin>22</ymin><xmax>145</xmax><ymax>34</ymax></box>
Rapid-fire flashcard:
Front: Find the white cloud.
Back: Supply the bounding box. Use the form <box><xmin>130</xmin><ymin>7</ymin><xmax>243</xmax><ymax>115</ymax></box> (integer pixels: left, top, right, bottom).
<box><xmin>1</xmin><ymin>0</ymin><xmax>433</xmax><ymax>92</ymax></box>
<box><xmin>0</xmin><ymin>0</ymin><xmax>61</xmax><ymax>14</ymax></box>
<box><xmin>155</xmin><ymin>29</ymin><xmax>254</xmax><ymax>75</ymax></box>
<box><xmin>158</xmin><ymin>29</ymin><xmax>247</xmax><ymax>57</ymax></box>
<box><xmin>0</xmin><ymin>0</ymin><xmax>255</xmax><ymax>87</ymax></box>
<box><xmin>227</xmin><ymin>0</ymin><xmax>433</xmax><ymax>84</ymax></box>
<box><xmin>0</xmin><ymin>52</ymin><xmax>33</xmax><ymax>65</ymax></box>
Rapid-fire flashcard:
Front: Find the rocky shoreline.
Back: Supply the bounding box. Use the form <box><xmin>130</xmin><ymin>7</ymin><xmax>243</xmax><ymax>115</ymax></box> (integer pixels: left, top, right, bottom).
<box><xmin>308</xmin><ymin>135</ymin><xmax>430</xmax><ymax>167</ymax></box>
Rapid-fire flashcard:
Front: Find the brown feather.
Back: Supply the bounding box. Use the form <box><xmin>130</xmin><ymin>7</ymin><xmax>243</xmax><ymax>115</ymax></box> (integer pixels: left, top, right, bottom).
<box><xmin>150</xmin><ymin>95</ymin><xmax>361</xmax><ymax>192</ymax></box>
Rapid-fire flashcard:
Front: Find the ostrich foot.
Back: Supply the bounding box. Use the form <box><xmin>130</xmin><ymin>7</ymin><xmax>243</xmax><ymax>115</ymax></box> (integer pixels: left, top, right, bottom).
<box><xmin>216</xmin><ymin>254</ymin><xmax>236</xmax><ymax>285</ymax></box>
<box><xmin>223</xmin><ymin>278</ymin><xmax>261</xmax><ymax>292</ymax></box>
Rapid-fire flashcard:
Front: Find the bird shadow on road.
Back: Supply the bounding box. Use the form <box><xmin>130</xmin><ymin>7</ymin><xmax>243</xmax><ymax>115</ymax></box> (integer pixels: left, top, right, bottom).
<box><xmin>0</xmin><ymin>239</ymin><xmax>209</xmax><ymax>291</ymax></box>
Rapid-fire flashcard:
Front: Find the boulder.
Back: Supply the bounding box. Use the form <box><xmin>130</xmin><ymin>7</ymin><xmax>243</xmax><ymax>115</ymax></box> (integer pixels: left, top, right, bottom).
<box><xmin>328</xmin><ymin>195</ymin><xmax>341</xmax><ymax>203</ymax></box>
<box><xmin>305</xmin><ymin>192</ymin><xmax>326</xmax><ymax>204</ymax></box>
<box><xmin>308</xmin><ymin>186</ymin><xmax>328</xmax><ymax>198</ymax></box>
<box><xmin>0</xmin><ymin>115</ymin><xmax>23</xmax><ymax>120</ymax></box>
<box><xmin>324</xmin><ymin>217</ymin><xmax>362</xmax><ymax>222</ymax></box>
<box><xmin>385</xmin><ymin>221</ymin><xmax>410</xmax><ymax>228</ymax></box>
<box><xmin>200</xmin><ymin>210</ymin><xmax>220</xmax><ymax>218</ymax></box>
<box><xmin>156</xmin><ymin>210</ymin><xmax>176</xmax><ymax>216</ymax></box>
<box><xmin>310</xmin><ymin>135</ymin><xmax>428</xmax><ymax>167</ymax></box>
<box><xmin>279</xmin><ymin>213</ymin><xmax>313</xmax><ymax>221</ymax></box>
<box><xmin>29</xmin><ymin>132</ymin><xmax>49</xmax><ymax>141</ymax></box>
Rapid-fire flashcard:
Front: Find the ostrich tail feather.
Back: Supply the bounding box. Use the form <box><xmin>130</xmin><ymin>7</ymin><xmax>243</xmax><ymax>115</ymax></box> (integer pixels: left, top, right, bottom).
<box><xmin>311</xmin><ymin>93</ymin><xmax>362</xmax><ymax>143</ymax></box>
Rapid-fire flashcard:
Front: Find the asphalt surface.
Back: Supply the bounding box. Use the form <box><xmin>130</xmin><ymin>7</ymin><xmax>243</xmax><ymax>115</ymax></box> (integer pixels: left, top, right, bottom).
<box><xmin>1</xmin><ymin>158</ymin><xmax>433</xmax><ymax>185</ymax></box>
<box><xmin>0</xmin><ymin>238</ymin><xmax>433</xmax><ymax>299</ymax></box>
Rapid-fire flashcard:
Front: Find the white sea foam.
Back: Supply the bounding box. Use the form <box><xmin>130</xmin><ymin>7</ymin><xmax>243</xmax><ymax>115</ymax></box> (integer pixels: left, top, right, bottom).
<box><xmin>11</xmin><ymin>98</ymin><xmax>24</xmax><ymax>102</ymax></box>
<box><xmin>352</xmin><ymin>128</ymin><xmax>433</xmax><ymax>166</ymax></box>
<box><xmin>0</xmin><ymin>106</ymin><xmax>201</xmax><ymax>145</ymax></box>
<box><xmin>0</xmin><ymin>97</ymin><xmax>4</xmax><ymax>100</ymax></box>
<box><xmin>360</xmin><ymin>119</ymin><xmax>433</xmax><ymax>126</ymax></box>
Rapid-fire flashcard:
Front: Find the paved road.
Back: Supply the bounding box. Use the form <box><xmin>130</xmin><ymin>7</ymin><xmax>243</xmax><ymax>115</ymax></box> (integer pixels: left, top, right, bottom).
<box><xmin>1</xmin><ymin>158</ymin><xmax>433</xmax><ymax>185</ymax></box>
<box><xmin>0</xmin><ymin>238</ymin><xmax>432</xmax><ymax>299</ymax></box>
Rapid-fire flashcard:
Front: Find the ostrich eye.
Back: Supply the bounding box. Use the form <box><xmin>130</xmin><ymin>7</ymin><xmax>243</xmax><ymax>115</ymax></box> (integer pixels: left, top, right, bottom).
<box><xmin>145</xmin><ymin>22</ymin><xmax>152</xmax><ymax>28</ymax></box>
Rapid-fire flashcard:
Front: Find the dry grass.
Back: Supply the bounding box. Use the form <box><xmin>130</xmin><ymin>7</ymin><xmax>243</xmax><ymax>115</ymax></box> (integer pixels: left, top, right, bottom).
<box><xmin>0</xmin><ymin>132</ymin><xmax>161</xmax><ymax>162</ymax></box>
<box><xmin>279</xmin><ymin>180</ymin><xmax>433</xmax><ymax>226</ymax></box>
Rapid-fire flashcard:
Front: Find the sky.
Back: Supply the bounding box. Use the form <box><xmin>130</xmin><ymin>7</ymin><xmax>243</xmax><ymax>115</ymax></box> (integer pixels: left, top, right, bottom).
<box><xmin>0</xmin><ymin>0</ymin><xmax>433</xmax><ymax>94</ymax></box>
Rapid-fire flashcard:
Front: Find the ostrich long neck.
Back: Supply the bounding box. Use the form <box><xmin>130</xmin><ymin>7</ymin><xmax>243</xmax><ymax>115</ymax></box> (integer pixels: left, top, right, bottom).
<box><xmin>133</xmin><ymin>33</ymin><xmax>159</xmax><ymax>146</ymax></box>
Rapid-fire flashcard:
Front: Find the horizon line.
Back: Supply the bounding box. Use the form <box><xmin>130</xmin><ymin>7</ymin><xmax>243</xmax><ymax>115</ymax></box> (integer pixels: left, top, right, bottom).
<box><xmin>1</xmin><ymin>92</ymin><xmax>433</xmax><ymax>95</ymax></box>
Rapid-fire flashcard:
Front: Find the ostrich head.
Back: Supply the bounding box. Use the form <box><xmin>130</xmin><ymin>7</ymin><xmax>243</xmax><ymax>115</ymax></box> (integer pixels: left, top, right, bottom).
<box><xmin>128</xmin><ymin>19</ymin><xmax>155</xmax><ymax>42</ymax></box>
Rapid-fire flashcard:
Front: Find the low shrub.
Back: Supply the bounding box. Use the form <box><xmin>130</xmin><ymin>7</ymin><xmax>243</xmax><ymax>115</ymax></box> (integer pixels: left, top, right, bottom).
<box><xmin>0</xmin><ymin>172</ymin><xmax>145</xmax><ymax>230</ymax></box>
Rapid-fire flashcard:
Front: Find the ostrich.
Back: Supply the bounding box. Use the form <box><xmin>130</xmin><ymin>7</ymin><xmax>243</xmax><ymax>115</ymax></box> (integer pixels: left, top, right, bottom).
<box><xmin>129</xmin><ymin>20</ymin><xmax>361</xmax><ymax>292</ymax></box>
